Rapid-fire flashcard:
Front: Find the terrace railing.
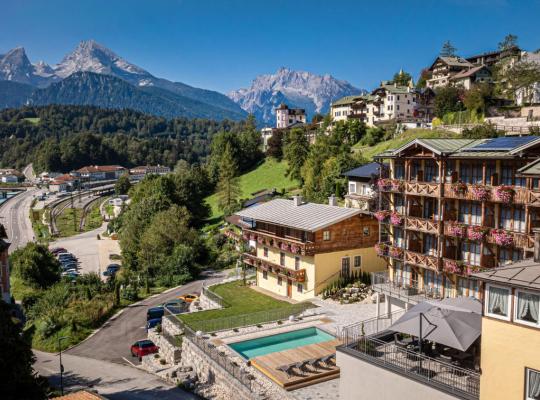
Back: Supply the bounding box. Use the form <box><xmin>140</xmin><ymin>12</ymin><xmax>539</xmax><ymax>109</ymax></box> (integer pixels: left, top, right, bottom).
<box><xmin>202</xmin><ymin>285</ymin><xmax>227</xmax><ymax>308</ymax></box>
<box><xmin>337</xmin><ymin>309</ymin><xmax>406</xmax><ymax>346</ymax></box>
<box><xmin>341</xmin><ymin>336</ymin><xmax>480</xmax><ymax>400</ymax></box>
<box><xmin>371</xmin><ymin>271</ymin><xmax>443</xmax><ymax>305</ymax></box>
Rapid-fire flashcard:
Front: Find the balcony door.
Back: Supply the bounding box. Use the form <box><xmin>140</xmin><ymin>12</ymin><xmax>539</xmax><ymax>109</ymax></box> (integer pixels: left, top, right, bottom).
<box><xmin>341</xmin><ymin>257</ymin><xmax>351</xmax><ymax>277</ymax></box>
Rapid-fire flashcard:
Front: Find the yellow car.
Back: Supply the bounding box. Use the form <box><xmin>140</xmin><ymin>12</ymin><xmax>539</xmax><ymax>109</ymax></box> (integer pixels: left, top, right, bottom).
<box><xmin>177</xmin><ymin>294</ymin><xmax>199</xmax><ymax>303</ymax></box>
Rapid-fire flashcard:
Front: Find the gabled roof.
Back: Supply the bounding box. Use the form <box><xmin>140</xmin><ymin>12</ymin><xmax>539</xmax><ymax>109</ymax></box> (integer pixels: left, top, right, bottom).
<box><xmin>472</xmin><ymin>258</ymin><xmax>540</xmax><ymax>292</ymax></box>
<box><xmin>429</xmin><ymin>56</ymin><xmax>473</xmax><ymax>70</ymax></box>
<box><xmin>75</xmin><ymin>165</ymin><xmax>125</xmax><ymax>173</ymax></box>
<box><xmin>518</xmin><ymin>158</ymin><xmax>540</xmax><ymax>176</ymax></box>
<box><xmin>343</xmin><ymin>162</ymin><xmax>386</xmax><ymax>179</ymax></box>
<box><xmin>234</xmin><ymin>198</ymin><xmax>361</xmax><ymax>232</ymax></box>
<box><xmin>509</xmin><ymin>136</ymin><xmax>540</xmax><ymax>155</ymax></box>
<box><xmin>331</xmin><ymin>95</ymin><xmax>368</xmax><ymax>107</ymax></box>
<box><xmin>389</xmin><ymin>138</ymin><xmax>478</xmax><ymax>156</ymax></box>
<box><xmin>450</xmin><ymin>65</ymin><xmax>490</xmax><ymax>80</ymax></box>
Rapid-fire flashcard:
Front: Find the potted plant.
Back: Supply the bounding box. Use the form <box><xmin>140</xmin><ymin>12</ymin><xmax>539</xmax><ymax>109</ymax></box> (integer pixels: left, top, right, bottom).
<box><xmin>391</xmin><ymin>179</ymin><xmax>403</xmax><ymax>191</ymax></box>
<box><xmin>389</xmin><ymin>246</ymin><xmax>403</xmax><ymax>258</ymax></box>
<box><xmin>280</xmin><ymin>242</ymin><xmax>290</xmax><ymax>251</ymax></box>
<box><xmin>451</xmin><ymin>181</ymin><xmax>468</xmax><ymax>196</ymax></box>
<box><xmin>491</xmin><ymin>229</ymin><xmax>514</xmax><ymax>246</ymax></box>
<box><xmin>389</xmin><ymin>212</ymin><xmax>403</xmax><ymax>226</ymax></box>
<box><xmin>374</xmin><ymin>243</ymin><xmax>388</xmax><ymax>256</ymax></box>
<box><xmin>494</xmin><ymin>185</ymin><xmax>515</xmax><ymax>204</ymax></box>
<box><xmin>290</xmin><ymin>244</ymin><xmax>300</xmax><ymax>254</ymax></box>
<box><xmin>374</xmin><ymin>210</ymin><xmax>389</xmax><ymax>222</ymax></box>
<box><xmin>470</xmin><ymin>185</ymin><xmax>490</xmax><ymax>201</ymax></box>
<box><xmin>467</xmin><ymin>225</ymin><xmax>488</xmax><ymax>241</ymax></box>
<box><xmin>443</xmin><ymin>259</ymin><xmax>463</xmax><ymax>274</ymax></box>
<box><xmin>448</xmin><ymin>221</ymin><xmax>466</xmax><ymax>238</ymax></box>
<box><xmin>377</xmin><ymin>178</ymin><xmax>391</xmax><ymax>191</ymax></box>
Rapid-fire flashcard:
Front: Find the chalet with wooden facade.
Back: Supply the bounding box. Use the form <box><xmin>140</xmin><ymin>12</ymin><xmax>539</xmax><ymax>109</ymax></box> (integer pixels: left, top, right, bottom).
<box><xmin>235</xmin><ymin>196</ymin><xmax>384</xmax><ymax>301</ymax></box>
<box><xmin>343</xmin><ymin>162</ymin><xmax>386</xmax><ymax>213</ymax></box>
<box><xmin>371</xmin><ymin>136</ymin><xmax>540</xmax><ymax>313</ymax></box>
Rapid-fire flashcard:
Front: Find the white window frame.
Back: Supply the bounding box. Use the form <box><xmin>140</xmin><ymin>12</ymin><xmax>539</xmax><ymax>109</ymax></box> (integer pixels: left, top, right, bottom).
<box><xmin>354</xmin><ymin>255</ymin><xmax>362</xmax><ymax>268</ymax></box>
<box><xmin>484</xmin><ymin>283</ymin><xmax>512</xmax><ymax>321</ymax></box>
<box><xmin>323</xmin><ymin>231</ymin><xmax>331</xmax><ymax>241</ymax></box>
<box><xmin>348</xmin><ymin>181</ymin><xmax>357</xmax><ymax>195</ymax></box>
<box><xmin>513</xmin><ymin>289</ymin><xmax>540</xmax><ymax>328</ymax></box>
<box><xmin>526</xmin><ymin>368</ymin><xmax>540</xmax><ymax>400</ymax></box>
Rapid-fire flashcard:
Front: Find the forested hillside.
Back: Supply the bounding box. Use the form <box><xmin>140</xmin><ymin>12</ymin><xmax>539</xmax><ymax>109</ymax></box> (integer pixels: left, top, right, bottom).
<box><xmin>0</xmin><ymin>105</ymin><xmax>246</xmax><ymax>172</ymax></box>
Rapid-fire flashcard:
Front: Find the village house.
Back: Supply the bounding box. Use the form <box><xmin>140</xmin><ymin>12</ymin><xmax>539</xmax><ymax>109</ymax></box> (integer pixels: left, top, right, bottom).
<box><xmin>49</xmin><ymin>173</ymin><xmax>80</xmax><ymax>192</ymax></box>
<box><xmin>71</xmin><ymin>165</ymin><xmax>127</xmax><ymax>182</ymax></box>
<box><xmin>129</xmin><ymin>165</ymin><xmax>170</xmax><ymax>180</ymax></box>
<box><xmin>343</xmin><ymin>162</ymin><xmax>386</xmax><ymax>213</ymax></box>
<box><xmin>426</xmin><ymin>56</ymin><xmax>474</xmax><ymax>88</ymax></box>
<box><xmin>275</xmin><ymin>103</ymin><xmax>306</xmax><ymax>129</ymax></box>
<box><xmin>450</xmin><ymin>65</ymin><xmax>493</xmax><ymax>90</ymax></box>
<box><xmin>371</xmin><ymin>136</ymin><xmax>540</xmax><ymax>316</ymax></box>
<box><xmin>235</xmin><ymin>196</ymin><xmax>384</xmax><ymax>301</ymax></box>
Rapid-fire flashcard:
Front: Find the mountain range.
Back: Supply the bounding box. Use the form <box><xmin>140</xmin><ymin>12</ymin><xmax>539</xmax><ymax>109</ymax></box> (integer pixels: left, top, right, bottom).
<box><xmin>0</xmin><ymin>40</ymin><xmax>363</xmax><ymax>123</ymax></box>
<box><xmin>229</xmin><ymin>67</ymin><xmax>364</xmax><ymax>125</ymax></box>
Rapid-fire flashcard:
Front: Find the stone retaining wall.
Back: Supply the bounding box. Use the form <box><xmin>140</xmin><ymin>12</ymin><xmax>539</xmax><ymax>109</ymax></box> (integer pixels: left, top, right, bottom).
<box><xmin>148</xmin><ymin>329</ymin><xmax>182</xmax><ymax>364</ymax></box>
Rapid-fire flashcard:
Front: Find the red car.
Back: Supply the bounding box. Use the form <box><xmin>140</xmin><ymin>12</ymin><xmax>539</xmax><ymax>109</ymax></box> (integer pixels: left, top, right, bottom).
<box><xmin>130</xmin><ymin>339</ymin><xmax>159</xmax><ymax>360</ymax></box>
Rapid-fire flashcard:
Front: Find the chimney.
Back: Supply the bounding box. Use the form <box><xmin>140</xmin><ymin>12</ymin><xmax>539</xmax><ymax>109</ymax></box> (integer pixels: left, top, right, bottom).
<box><xmin>328</xmin><ymin>194</ymin><xmax>338</xmax><ymax>206</ymax></box>
<box><xmin>293</xmin><ymin>195</ymin><xmax>303</xmax><ymax>206</ymax></box>
<box><xmin>534</xmin><ymin>228</ymin><xmax>540</xmax><ymax>263</ymax></box>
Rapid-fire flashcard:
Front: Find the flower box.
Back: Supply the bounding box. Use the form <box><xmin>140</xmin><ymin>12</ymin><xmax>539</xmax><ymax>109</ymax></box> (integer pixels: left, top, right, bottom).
<box><xmin>257</xmin><ymin>236</ymin><xmax>264</xmax><ymax>244</ymax></box>
<box><xmin>374</xmin><ymin>210</ymin><xmax>389</xmax><ymax>222</ymax></box>
<box><xmin>377</xmin><ymin>179</ymin><xmax>391</xmax><ymax>191</ymax></box>
<box><xmin>447</xmin><ymin>222</ymin><xmax>466</xmax><ymax>238</ymax></box>
<box><xmin>290</xmin><ymin>244</ymin><xmax>300</xmax><ymax>254</ymax></box>
<box><xmin>375</xmin><ymin>243</ymin><xmax>388</xmax><ymax>256</ymax></box>
<box><xmin>389</xmin><ymin>246</ymin><xmax>403</xmax><ymax>258</ymax></box>
<box><xmin>280</xmin><ymin>242</ymin><xmax>290</xmax><ymax>252</ymax></box>
<box><xmin>491</xmin><ymin>229</ymin><xmax>514</xmax><ymax>246</ymax></box>
<box><xmin>467</xmin><ymin>225</ymin><xmax>488</xmax><ymax>241</ymax></box>
<box><xmin>494</xmin><ymin>185</ymin><xmax>514</xmax><ymax>204</ymax></box>
<box><xmin>443</xmin><ymin>259</ymin><xmax>463</xmax><ymax>274</ymax></box>
<box><xmin>451</xmin><ymin>182</ymin><xmax>468</xmax><ymax>195</ymax></box>
<box><xmin>470</xmin><ymin>185</ymin><xmax>490</xmax><ymax>201</ymax></box>
<box><xmin>389</xmin><ymin>212</ymin><xmax>403</xmax><ymax>226</ymax></box>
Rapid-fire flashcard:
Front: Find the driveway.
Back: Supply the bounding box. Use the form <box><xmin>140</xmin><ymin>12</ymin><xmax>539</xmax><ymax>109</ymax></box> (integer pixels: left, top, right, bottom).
<box><xmin>33</xmin><ymin>350</ymin><xmax>198</xmax><ymax>400</ymax></box>
<box><xmin>66</xmin><ymin>272</ymin><xmax>226</xmax><ymax>365</ymax></box>
<box><xmin>0</xmin><ymin>188</ymin><xmax>39</xmax><ymax>253</ymax></box>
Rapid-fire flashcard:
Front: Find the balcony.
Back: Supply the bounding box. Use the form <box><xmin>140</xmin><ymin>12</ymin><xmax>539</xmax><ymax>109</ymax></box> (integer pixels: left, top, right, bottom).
<box><xmin>377</xmin><ymin>179</ymin><xmax>404</xmax><ymax>193</ymax></box>
<box><xmin>242</xmin><ymin>253</ymin><xmax>306</xmax><ymax>282</ymax></box>
<box><xmin>405</xmin><ymin>181</ymin><xmax>440</xmax><ymax>197</ymax></box>
<box><xmin>405</xmin><ymin>216</ymin><xmax>440</xmax><ymax>235</ymax></box>
<box><xmin>405</xmin><ymin>250</ymin><xmax>440</xmax><ymax>272</ymax></box>
<box><xmin>443</xmin><ymin>183</ymin><xmax>528</xmax><ymax>205</ymax></box>
<box><xmin>527</xmin><ymin>189</ymin><xmax>540</xmax><ymax>207</ymax></box>
<box><xmin>243</xmin><ymin>229</ymin><xmax>315</xmax><ymax>256</ymax></box>
<box><xmin>338</xmin><ymin>336</ymin><xmax>480</xmax><ymax>400</ymax></box>
<box><xmin>371</xmin><ymin>271</ymin><xmax>442</xmax><ymax>305</ymax></box>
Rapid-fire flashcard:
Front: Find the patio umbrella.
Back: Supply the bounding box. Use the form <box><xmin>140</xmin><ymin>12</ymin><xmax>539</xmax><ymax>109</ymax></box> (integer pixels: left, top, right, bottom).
<box><xmin>388</xmin><ymin>297</ymin><xmax>482</xmax><ymax>352</ymax></box>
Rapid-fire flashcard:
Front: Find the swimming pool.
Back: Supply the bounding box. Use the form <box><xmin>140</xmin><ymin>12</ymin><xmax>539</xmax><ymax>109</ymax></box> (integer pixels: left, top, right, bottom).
<box><xmin>229</xmin><ymin>327</ymin><xmax>334</xmax><ymax>359</ymax></box>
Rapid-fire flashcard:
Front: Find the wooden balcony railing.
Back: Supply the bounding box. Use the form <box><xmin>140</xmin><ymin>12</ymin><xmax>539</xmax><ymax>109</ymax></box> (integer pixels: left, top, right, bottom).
<box><xmin>242</xmin><ymin>253</ymin><xmax>306</xmax><ymax>282</ymax></box>
<box><xmin>243</xmin><ymin>229</ymin><xmax>315</xmax><ymax>256</ymax></box>
<box><xmin>404</xmin><ymin>250</ymin><xmax>440</xmax><ymax>272</ymax></box>
<box><xmin>405</xmin><ymin>216</ymin><xmax>440</xmax><ymax>235</ymax></box>
<box><xmin>405</xmin><ymin>182</ymin><xmax>440</xmax><ymax>197</ymax></box>
<box><xmin>528</xmin><ymin>190</ymin><xmax>540</xmax><ymax>207</ymax></box>
<box><xmin>442</xmin><ymin>257</ymin><xmax>494</xmax><ymax>277</ymax></box>
<box><xmin>443</xmin><ymin>183</ymin><xmax>529</xmax><ymax>205</ymax></box>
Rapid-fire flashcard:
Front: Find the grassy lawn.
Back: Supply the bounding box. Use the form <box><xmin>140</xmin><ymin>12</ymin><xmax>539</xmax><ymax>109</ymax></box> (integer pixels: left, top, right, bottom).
<box><xmin>205</xmin><ymin>158</ymin><xmax>299</xmax><ymax>221</ymax></box>
<box><xmin>354</xmin><ymin>128</ymin><xmax>458</xmax><ymax>160</ymax></box>
<box><xmin>23</xmin><ymin>117</ymin><xmax>40</xmax><ymax>125</ymax></box>
<box><xmin>56</xmin><ymin>208</ymin><xmax>83</xmax><ymax>237</ymax></box>
<box><xmin>179</xmin><ymin>280</ymin><xmax>307</xmax><ymax>331</ymax></box>
<box><xmin>85</xmin><ymin>203</ymin><xmax>103</xmax><ymax>231</ymax></box>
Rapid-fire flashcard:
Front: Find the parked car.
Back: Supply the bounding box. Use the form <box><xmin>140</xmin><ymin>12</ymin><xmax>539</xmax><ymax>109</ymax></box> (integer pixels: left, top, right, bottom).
<box><xmin>161</xmin><ymin>299</ymin><xmax>188</xmax><ymax>314</ymax></box>
<box><xmin>50</xmin><ymin>247</ymin><xmax>67</xmax><ymax>254</ymax></box>
<box><xmin>103</xmin><ymin>264</ymin><xmax>120</xmax><ymax>277</ymax></box>
<box><xmin>177</xmin><ymin>294</ymin><xmax>199</xmax><ymax>303</ymax></box>
<box><xmin>61</xmin><ymin>263</ymin><xmax>78</xmax><ymax>271</ymax></box>
<box><xmin>146</xmin><ymin>306</ymin><xmax>164</xmax><ymax>321</ymax></box>
<box><xmin>130</xmin><ymin>339</ymin><xmax>159</xmax><ymax>361</ymax></box>
<box><xmin>146</xmin><ymin>318</ymin><xmax>162</xmax><ymax>330</ymax></box>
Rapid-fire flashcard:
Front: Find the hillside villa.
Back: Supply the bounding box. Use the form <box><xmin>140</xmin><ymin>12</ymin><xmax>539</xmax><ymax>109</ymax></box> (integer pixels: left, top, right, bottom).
<box><xmin>235</xmin><ymin>196</ymin><xmax>385</xmax><ymax>301</ymax></box>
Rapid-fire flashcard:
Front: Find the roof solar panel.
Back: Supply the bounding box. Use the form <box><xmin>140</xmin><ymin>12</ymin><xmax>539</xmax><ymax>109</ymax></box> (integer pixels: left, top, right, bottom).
<box><xmin>465</xmin><ymin>136</ymin><xmax>537</xmax><ymax>151</ymax></box>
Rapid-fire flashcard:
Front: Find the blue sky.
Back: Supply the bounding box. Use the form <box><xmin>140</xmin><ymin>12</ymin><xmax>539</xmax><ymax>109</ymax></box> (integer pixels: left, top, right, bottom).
<box><xmin>2</xmin><ymin>0</ymin><xmax>540</xmax><ymax>93</ymax></box>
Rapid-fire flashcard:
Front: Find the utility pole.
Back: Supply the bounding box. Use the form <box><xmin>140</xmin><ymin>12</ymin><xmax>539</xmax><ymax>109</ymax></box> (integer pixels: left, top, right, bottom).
<box><xmin>57</xmin><ymin>336</ymin><xmax>68</xmax><ymax>395</ymax></box>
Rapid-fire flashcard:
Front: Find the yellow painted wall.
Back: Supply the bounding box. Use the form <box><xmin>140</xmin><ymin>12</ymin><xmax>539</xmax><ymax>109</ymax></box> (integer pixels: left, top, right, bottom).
<box><xmin>480</xmin><ymin>317</ymin><xmax>540</xmax><ymax>400</ymax></box>
<box><xmin>313</xmin><ymin>247</ymin><xmax>386</xmax><ymax>296</ymax></box>
<box><xmin>254</xmin><ymin>244</ymin><xmax>385</xmax><ymax>301</ymax></box>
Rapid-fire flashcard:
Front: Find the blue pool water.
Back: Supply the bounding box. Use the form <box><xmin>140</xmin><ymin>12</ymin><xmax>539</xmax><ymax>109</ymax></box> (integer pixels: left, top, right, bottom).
<box><xmin>229</xmin><ymin>327</ymin><xmax>334</xmax><ymax>359</ymax></box>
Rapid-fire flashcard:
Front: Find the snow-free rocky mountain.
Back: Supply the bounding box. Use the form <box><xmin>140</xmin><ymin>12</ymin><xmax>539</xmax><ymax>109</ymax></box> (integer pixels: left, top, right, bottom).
<box><xmin>229</xmin><ymin>67</ymin><xmax>365</xmax><ymax>125</ymax></box>
<box><xmin>0</xmin><ymin>40</ymin><xmax>246</xmax><ymax>121</ymax></box>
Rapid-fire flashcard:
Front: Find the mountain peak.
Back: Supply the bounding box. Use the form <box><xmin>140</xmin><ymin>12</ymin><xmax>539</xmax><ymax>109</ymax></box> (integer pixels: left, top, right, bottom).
<box><xmin>229</xmin><ymin>68</ymin><xmax>364</xmax><ymax>124</ymax></box>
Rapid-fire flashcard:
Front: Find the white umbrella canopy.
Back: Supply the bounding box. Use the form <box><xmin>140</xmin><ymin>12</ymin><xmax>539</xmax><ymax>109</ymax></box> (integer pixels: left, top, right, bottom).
<box><xmin>389</xmin><ymin>297</ymin><xmax>482</xmax><ymax>352</ymax></box>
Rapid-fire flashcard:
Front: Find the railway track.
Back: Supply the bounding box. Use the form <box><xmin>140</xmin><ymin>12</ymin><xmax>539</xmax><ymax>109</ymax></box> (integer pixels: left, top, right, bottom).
<box><xmin>78</xmin><ymin>195</ymin><xmax>107</xmax><ymax>232</ymax></box>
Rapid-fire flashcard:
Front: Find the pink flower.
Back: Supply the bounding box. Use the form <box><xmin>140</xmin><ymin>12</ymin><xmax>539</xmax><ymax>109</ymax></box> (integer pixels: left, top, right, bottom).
<box><xmin>375</xmin><ymin>243</ymin><xmax>387</xmax><ymax>256</ymax></box>
<box><xmin>494</xmin><ymin>185</ymin><xmax>514</xmax><ymax>204</ymax></box>
<box><xmin>257</xmin><ymin>236</ymin><xmax>264</xmax><ymax>244</ymax></box>
<box><xmin>443</xmin><ymin>260</ymin><xmax>462</xmax><ymax>274</ymax></box>
<box><xmin>491</xmin><ymin>229</ymin><xmax>514</xmax><ymax>246</ymax></box>
<box><xmin>291</xmin><ymin>244</ymin><xmax>300</xmax><ymax>254</ymax></box>
<box><xmin>389</xmin><ymin>246</ymin><xmax>403</xmax><ymax>258</ymax></box>
<box><xmin>391</xmin><ymin>180</ymin><xmax>403</xmax><ymax>191</ymax></box>
<box><xmin>448</xmin><ymin>222</ymin><xmax>466</xmax><ymax>237</ymax></box>
<box><xmin>451</xmin><ymin>182</ymin><xmax>467</xmax><ymax>195</ymax></box>
<box><xmin>280</xmin><ymin>242</ymin><xmax>290</xmax><ymax>252</ymax></box>
<box><xmin>470</xmin><ymin>185</ymin><xmax>490</xmax><ymax>201</ymax></box>
<box><xmin>467</xmin><ymin>225</ymin><xmax>487</xmax><ymax>241</ymax></box>
<box><xmin>389</xmin><ymin>212</ymin><xmax>402</xmax><ymax>226</ymax></box>
<box><xmin>377</xmin><ymin>179</ymin><xmax>391</xmax><ymax>190</ymax></box>
<box><xmin>375</xmin><ymin>210</ymin><xmax>389</xmax><ymax>222</ymax></box>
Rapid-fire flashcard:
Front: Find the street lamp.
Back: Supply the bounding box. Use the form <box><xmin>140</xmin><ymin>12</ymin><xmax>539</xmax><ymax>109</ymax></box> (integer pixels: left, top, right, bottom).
<box><xmin>57</xmin><ymin>336</ymin><xmax>69</xmax><ymax>395</ymax></box>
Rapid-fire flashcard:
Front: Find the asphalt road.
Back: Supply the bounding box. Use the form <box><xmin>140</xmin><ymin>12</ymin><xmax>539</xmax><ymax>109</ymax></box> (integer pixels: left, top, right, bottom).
<box><xmin>0</xmin><ymin>188</ymin><xmax>39</xmax><ymax>253</ymax></box>
<box><xmin>67</xmin><ymin>272</ymin><xmax>226</xmax><ymax>365</ymax></box>
<box><xmin>34</xmin><ymin>350</ymin><xmax>198</xmax><ymax>400</ymax></box>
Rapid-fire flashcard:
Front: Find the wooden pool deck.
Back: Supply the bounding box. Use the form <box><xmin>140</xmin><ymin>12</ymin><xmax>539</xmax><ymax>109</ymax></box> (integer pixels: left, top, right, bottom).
<box><xmin>250</xmin><ymin>339</ymin><xmax>341</xmax><ymax>390</ymax></box>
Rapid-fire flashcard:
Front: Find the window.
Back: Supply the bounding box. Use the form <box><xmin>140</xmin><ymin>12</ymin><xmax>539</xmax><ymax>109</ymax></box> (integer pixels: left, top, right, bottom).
<box><xmin>354</xmin><ymin>255</ymin><xmax>361</xmax><ymax>268</ymax></box>
<box><xmin>423</xmin><ymin>234</ymin><xmax>437</xmax><ymax>256</ymax></box>
<box><xmin>514</xmin><ymin>290</ymin><xmax>540</xmax><ymax>327</ymax></box>
<box><xmin>500</xmin><ymin>207</ymin><xmax>526</xmax><ymax>232</ymax></box>
<box><xmin>263</xmin><ymin>247</ymin><xmax>268</xmax><ymax>257</ymax></box>
<box><xmin>280</xmin><ymin>252</ymin><xmax>285</xmax><ymax>266</ymax></box>
<box><xmin>323</xmin><ymin>231</ymin><xmax>331</xmax><ymax>241</ymax></box>
<box><xmin>348</xmin><ymin>181</ymin><xmax>357</xmax><ymax>194</ymax></box>
<box><xmin>457</xmin><ymin>278</ymin><xmax>479</xmax><ymax>299</ymax></box>
<box><xmin>363</xmin><ymin>227</ymin><xmax>370</xmax><ymax>236</ymax></box>
<box><xmin>500</xmin><ymin>247</ymin><xmax>522</xmax><ymax>265</ymax></box>
<box><xmin>461</xmin><ymin>241</ymin><xmax>481</xmax><ymax>266</ymax></box>
<box><xmin>485</xmin><ymin>284</ymin><xmax>511</xmax><ymax>320</ymax></box>
<box><xmin>277</xmin><ymin>276</ymin><xmax>282</xmax><ymax>286</ymax></box>
<box><xmin>263</xmin><ymin>270</ymin><xmax>268</xmax><ymax>280</ymax></box>
<box><xmin>394</xmin><ymin>162</ymin><xmax>405</xmax><ymax>180</ymax></box>
<box><xmin>425</xmin><ymin>160</ymin><xmax>436</xmax><ymax>182</ymax></box>
<box><xmin>526</xmin><ymin>368</ymin><xmax>540</xmax><ymax>400</ymax></box>
<box><xmin>459</xmin><ymin>202</ymin><xmax>481</xmax><ymax>226</ymax></box>
<box><xmin>297</xmin><ymin>283</ymin><xmax>303</xmax><ymax>293</ymax></box>
<box><xmin>394</xmin><ymin>228</ymin><xmax>404</xmax><ymax>248</ymax></box>
<box><xmin>294</xmin><ymin>256</ymin><xmax>300</xmax><ymax>270</ymax></box>
<box><xmin>394</xmin><ymin>195</ymin><xmax>405</xmax><ymax>214</ymax></box>
<box><xmin>341</xmin><ymin>257</ymin><xmax>351</xmax><ymax>276</ymax></box>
